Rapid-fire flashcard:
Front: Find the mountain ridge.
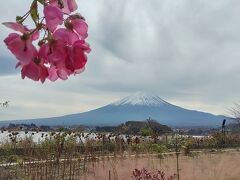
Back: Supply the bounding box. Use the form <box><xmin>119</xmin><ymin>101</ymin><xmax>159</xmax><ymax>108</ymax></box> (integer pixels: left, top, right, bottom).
<box><xmin>0</xmin><ymin>92</ymin><xmax>226</xmax><ymax>127</ymax></box>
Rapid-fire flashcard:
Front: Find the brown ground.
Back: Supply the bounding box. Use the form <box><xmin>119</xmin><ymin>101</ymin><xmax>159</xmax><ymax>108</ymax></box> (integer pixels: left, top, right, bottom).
<box><xmin>82</xmin><ymin>151</ymin><xmax>240</xmax><ymax>180</ymax></box>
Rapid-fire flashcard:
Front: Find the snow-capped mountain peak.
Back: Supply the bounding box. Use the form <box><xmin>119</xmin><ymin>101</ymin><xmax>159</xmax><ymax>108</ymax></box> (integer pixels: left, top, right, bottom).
<box><xmin>111</xmin><ymin>92</ymin><xmax>169</xmax><ymax>106</ymax></box>
<box><xmin>1</xmin><ymin>91</ymin><xmax>225</xmax><ymax>127</ymax></box>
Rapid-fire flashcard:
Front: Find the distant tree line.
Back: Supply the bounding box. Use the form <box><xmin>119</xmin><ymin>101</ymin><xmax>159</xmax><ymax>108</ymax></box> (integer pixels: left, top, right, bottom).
<box><xmin>95</xmin><ymin>119</ymin><xmax>172</xmax><ymax>135</ymax></box>
<box><xmin>1</xmin><ymin>123</ymin><xmax>52</xmax><ymax>131</ymax></box>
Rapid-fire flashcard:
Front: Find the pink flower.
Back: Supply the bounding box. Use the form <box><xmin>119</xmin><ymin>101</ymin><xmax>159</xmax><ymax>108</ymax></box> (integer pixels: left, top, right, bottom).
<box><xmin>67</xmin><ymin>17</ymin><xmax>88</xmax><ymax>39</ymax></box>
<box><xmin>48</xmin><ymin>41</ymin><xmax>67</xmax><ymax>63</ymax></box>
<box><xmin>53</xmin><ymin>28</ymin><xmax>79</xmax><ymax>45</ymax></box>
<box><xmin>48</xmin><ymin>66</ymin><xmax>69</xmax><ymax>81</ymax></box>
<box><xmin>44</xmin><ymin>5</ymin><xmax>63</xmax><ymax>32</ymax></box>
<box><xmin>49</xmin><ymin>0</ymin><xmax>78</xmax><ymax>14</ymax></box>
<box><xmin>2</xmin><ymin>22</ymin><xmax>28</xmax><ymax>33</ymax></box>
<box><xmin>4</xmin><ymin>33</ymin><xmax>37</xmax><ymax>65</ymax></box>
<box><xmin>39</xmin><ymin>40</ymin><xmax>67</xmax><ymax>64</ymax></box>
<box><xmin>21</xmin><ymin>62</ymin><xmax>48</xmax><ymax>83</ymax></box>
<box><xmin>39</xmin><ymin>40</ymin><xmax>71</xmax><ymax>81</ymax></box>
<box><xmin>49</xmin><ymin>0</ymin><xmax>58</xmax><ymax>7</ymax></box>
<box><xmin>38</xmin><ymin>43</ymin><xmax>50</xmax><ymax>62</ymax></box>
<box><xmin>2</xmin><ymin>0</ymin><xmax>91</xmax><ymax>83</ymax></box>
<box><xmin>66</xmin><ymin>40</ymin><xmax>90</xmax><ymax>73</ymax></box>
<box><xmin>2</xmin><ymin>22</ymin><xmax>39</xmax><ymax>41</ymax></box>
<box><xmin>62</xmin><ymin>0</ymin><xmax>78</xmax><ymax>14</ymax></box>
<box><xmin>29</xmin><ymin>30</ymin><xmax>40</xmax><ymax>41</ymax></box>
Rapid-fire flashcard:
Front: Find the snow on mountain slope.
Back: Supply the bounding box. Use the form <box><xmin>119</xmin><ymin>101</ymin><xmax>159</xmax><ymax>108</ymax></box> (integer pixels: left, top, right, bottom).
<box><xmin>112</xmin><ymin>92</ymin><xmax>169</xmax><ymax>106</ymax></box>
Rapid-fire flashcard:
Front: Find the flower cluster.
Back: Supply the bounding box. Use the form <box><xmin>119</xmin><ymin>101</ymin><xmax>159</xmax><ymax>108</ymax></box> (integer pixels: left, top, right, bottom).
<box><xmin>3</xmin><ymin>0</ymin><xmax>90</xmax><ymax>83</ymax></box>
<box><xmin>132</xmin><ymin>168</ymin><xmax>177</xmax><ymax>180</ymax></box>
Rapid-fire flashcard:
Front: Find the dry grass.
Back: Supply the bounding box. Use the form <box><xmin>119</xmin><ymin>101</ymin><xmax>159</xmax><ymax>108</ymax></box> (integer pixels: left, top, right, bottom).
<box><xmin>82</xmin><ymin>151</ymin><xmax>240</xmax><ymax>180</ymax></box>
<box><xmin>1</xmin><ymin>131</ymin><xmax>240</xmax><ymax>179</ymax></box>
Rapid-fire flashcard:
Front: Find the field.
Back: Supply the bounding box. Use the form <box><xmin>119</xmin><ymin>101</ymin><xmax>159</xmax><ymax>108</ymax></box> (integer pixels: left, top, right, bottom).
<box><xmin>0</xmin><ymin>130</ymin><xmax>240</xmax><ymax>179</ymax></box>
<box><xmin>83</xmin><ymin>151</ymin><xmax>240</xmax><ymax>180</ymax></box>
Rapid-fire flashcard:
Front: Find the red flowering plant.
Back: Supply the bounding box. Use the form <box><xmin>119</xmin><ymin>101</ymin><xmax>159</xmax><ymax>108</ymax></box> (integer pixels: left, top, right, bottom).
<box><xmin>132</xmin><ymin>168</ymin><xmax>177</xmax><ymax>180</ymax></box>
<box><xmin>3</xmin><ymin>0</ymin><xmax>90</xmax><ymax>83</ymax></box>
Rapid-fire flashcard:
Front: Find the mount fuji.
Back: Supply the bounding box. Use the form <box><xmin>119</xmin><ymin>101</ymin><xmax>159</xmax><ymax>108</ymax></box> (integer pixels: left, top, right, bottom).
<box><xmin>0</xmin><ymin>92</ymin><xmax>226</xmax><ymax>127</ymax></box>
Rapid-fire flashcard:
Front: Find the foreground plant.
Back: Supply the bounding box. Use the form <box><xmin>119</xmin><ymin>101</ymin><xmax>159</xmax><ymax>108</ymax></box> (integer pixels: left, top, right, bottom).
<box><xmin>3</xmin><ymin>0</ymin><xmax>90</xmax><ymax>82</ymax></box>
<box><xmin>132</xmin><ymin>168</ymin><xmax>177</xmax><ymax>180</ymax></box>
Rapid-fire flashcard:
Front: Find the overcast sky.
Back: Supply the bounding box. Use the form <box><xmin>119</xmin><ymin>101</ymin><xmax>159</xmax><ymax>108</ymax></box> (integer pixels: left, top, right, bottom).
<box><xmin>1</xmin><ymin>0</ymin><xmax>240</xmax><ymax>121</ymax></box>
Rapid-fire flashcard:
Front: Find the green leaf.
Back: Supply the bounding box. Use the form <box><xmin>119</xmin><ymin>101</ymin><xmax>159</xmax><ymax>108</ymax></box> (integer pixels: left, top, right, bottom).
<box><xmin>30</xmin><ymin>0</ymin><xmax>39</xmax><ymax>26</ymax></box>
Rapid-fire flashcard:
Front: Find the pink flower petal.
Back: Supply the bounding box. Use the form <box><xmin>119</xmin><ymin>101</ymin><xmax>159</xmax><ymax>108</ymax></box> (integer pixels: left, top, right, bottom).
<box><xmin>44</xmin><ymin>5</ymin><xmax>63</xmax><ymax>32</ymax></box>
<box><xmin>39</xmin><ymin>65</ymin><xmax>49</xmax><ymax>83</ymax></box>
<box><xmin>62</xmin><ymin>0</ymin><xmax>78</xmax><ymax>14</ymax></box>
<box><xmin>71</xmin><ymin>18</ymin><xmax>88</xmax><ymax>39</ymax></box>
<box><xmin>30</xmin><ymin>30</ymin><xmax>40</xmax><ymax>41</ymax></box>
<box><xmin>39</xmin><ymin>43</ymin><xmax>50</xmax><ymax>61</ymax></box>
<box><xmin>2</xmin><ymin>22</ymin><xmax>28</xmax><ymax>33</ymax></box>
<box><xmin>57</xmin><ymin>68</ymin><xmax>68</xmax><ymax>80</ymax></box>
<box><xmin>21</xmin><ymin>63</ymin><xmax>41</xmax><ymax>81</ymax></box>
<box><xmin>15</xmin><ymin>62</ymin><xmax>21</xmax><ymax>69</ymax></box>
<box><xmin>4</xmin><ymin>33</ymin><xmax>37</xmax><ymax>65</ymax></box>
<box><xmin>48</xmin><ymin>66</ymin><xmax>59</xmax><ymax>81</ymax></box>
<box><xmin>66</xmin><ymin>40</ymin><xmax>89</xmax><ymax>73</ymax></box>
<box><xmin>16</xmin><ymin>40</ymin><xmax>38</xmax><ymax>65</ymax></box>
<box><xmin>74</xmin><ymin>67</ymin><xmax>85</xmax><ymax>74</ymax></box>
<box><xmin>53</xmin><ymin>28</ymin><xmax>79</xmax><ymax>45</ymax></box>
<box><xmin>48</xmin><ymin>40</ymin><xmax>67</xmax><ymax>63</ymax></box>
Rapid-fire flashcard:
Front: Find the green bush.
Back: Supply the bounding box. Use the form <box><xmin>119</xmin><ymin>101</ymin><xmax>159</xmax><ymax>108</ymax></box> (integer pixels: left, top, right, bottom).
<box><xmin>149</xmin><ymin>144</ymin><xmax>167</xmax><ymax>153</ymax></box>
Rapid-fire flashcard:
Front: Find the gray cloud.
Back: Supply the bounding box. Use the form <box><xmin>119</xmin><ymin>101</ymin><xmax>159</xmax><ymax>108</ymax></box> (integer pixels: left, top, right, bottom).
<box><xmin>1</xmin><ymin>0</ymin><xmax>240</xmax><ymax>120</ymax></box>
<box><xmin>80</xmin><ymin>0</ymin><xmax>240</xmax><ymax>99</ymax></box>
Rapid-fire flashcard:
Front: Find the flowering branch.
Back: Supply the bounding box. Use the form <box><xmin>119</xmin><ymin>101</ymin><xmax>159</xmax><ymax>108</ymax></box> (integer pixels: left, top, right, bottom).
<box><xmin>3</xmin><ymin>0</ymin><xmax>91</xmax><ymax>83</ymax></box>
